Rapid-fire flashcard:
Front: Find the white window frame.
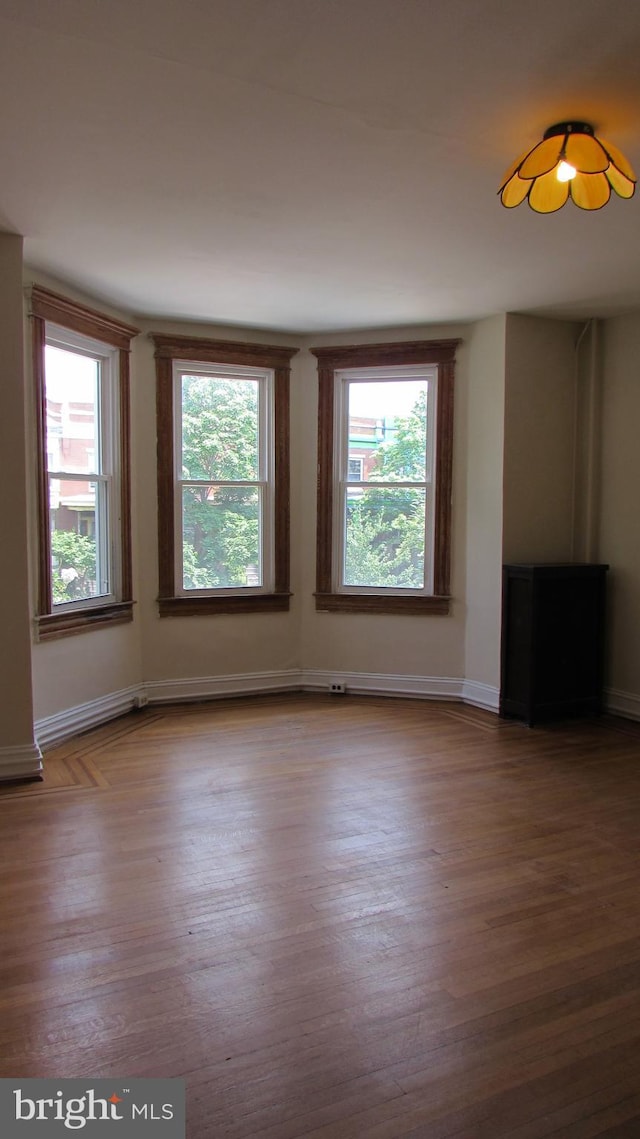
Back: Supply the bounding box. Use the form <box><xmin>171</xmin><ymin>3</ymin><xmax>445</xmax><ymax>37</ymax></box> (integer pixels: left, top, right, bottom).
<box><xmin>333</xmin><ymin>363</ymin><xmax>438</xmax><ymax>596</ymax></box>
<box><xmin>44</xmin><ymin>324</ymin><xmax>121</xmax><ymax>611</ymax></box>
<box><xmin>172</xmin><ymin>360</ymin><xmax>275</xmax><ymax>596</ymax></box>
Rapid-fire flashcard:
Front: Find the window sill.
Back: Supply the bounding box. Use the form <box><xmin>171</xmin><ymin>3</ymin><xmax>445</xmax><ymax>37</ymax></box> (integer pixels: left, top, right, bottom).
<box><xmin>36</xmin><ymin>601</ymin><xmax>134</xmax><ymax>640</ymax></box>
<box><xmin>158</xmin><ymin>593</ymin><xmax>292</xmax><ymax>617</ymax></box>
<box><xmin>314</xmin><ymin>592</ymin><xmax>450</xmax><ymax>615</ymax></box>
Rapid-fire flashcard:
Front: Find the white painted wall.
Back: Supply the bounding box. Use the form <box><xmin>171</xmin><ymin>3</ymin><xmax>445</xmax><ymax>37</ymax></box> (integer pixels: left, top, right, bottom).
<box><xmin>599</xmin><ymin>314</ymin><xmax>640</xmax><ymax>714</ymax></box>
<box><xmin>572</xmin><ymin>320</ymin><xmax>603</xmax><ymax>563</ymax></box>
<box><xmin>502</xmin><ymin>314</ymin><xmax>579</xmax><ymax>564</ymax></box>
<box><xmin>463</xmin><ymin>314</ymin><xmax>506</xmax><ymax>694</ymax></box>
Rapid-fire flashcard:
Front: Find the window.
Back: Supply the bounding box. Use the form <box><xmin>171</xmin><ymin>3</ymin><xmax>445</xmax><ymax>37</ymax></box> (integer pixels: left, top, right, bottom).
<box><xmin>153</xmin><ymin>334</ymin><xmax>297</xmax><ymax>616</ymax></box>
<box><xmin>347</xmin><ymin>457</ymin><xmax>364</xmax><ymax>481</ymax></box>
<box><xmin>30</xmin><ymin>287</ymin><xmax>138</xmax><ymax>639</ymax></box>
<box><xmin>312</xmin><ymin>339</ymin><xmax>459</xmax><ymax>615</ymax></box>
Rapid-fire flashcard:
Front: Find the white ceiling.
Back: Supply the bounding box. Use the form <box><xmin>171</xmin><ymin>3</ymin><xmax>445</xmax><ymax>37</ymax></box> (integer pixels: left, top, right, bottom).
<box><xmin>1</xmin><ymin>0</ymin><xmax>640</xmax><ymax>332</ymax></box>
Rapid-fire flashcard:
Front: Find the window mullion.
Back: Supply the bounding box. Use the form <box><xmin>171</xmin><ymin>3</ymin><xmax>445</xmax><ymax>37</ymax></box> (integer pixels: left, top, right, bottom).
<box><xmin>95</xmin><ymin>477</ymin><xmax>110</xmax><ymax>597</ymax></box>
<box><xmin>346</xmin><ymin>481</ymin><xmax>428</xmax><ymax>490</ymax></box>
<box><xmin>181</xmin><ymin>479</ymin><xmax>261</xmax><ymax>488</ymax></box>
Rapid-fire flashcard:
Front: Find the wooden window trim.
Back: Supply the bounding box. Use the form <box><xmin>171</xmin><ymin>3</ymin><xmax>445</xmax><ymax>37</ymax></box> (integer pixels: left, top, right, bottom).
<box><xmin>30</xmin><ymin>286</ymin><xmax>139</xmax><ymax>640</ymax></box>
<box><xmin>152</xmin><ymin>333</ymin><xmax>298</xmax><ymax>617</ymax></box>
<box><xmin>311</xmin><ymin>339</ymin><xmax>460</xmax><ymax>616</ymax></box>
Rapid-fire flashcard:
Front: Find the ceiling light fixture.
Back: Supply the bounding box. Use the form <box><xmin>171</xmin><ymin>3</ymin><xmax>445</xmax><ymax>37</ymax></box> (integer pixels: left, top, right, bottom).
<box><xmin>499</xmin><ymin>121</ymin><xmax>636</xmax><ymax>213</ymax></box>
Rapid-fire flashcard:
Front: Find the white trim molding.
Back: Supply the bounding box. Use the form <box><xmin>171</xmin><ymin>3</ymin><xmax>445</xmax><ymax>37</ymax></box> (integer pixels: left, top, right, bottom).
<box><xmin>34</xmin><ymin>670</ymin><xmax>502</xmax><ymax>751</ymax></box>
<box><xmin>35</xmin><ymin>673</ymin><xmax>303</xmax><ymax>749</ymax></box>
<box><xmin>606</xmin><ymin>687</ymin><xmax>640</xmax><ymax>722</ymax></box>
<box><xmin>301</xmin><ymin>671</ymin><xmax>500</xmax><ymax>709</ymax></box>
<box><xmin>461</xmin><ymin>679</ymin><xmax>501</xmax><ymax>712</ymax></box>
<box><xmin>0</xmin><ymin>743</ymin><xmax>43</xmax><ymax>781</ymax></box>
<box><xmin>144</xmin><ymin>669</ymin><xmax>302</xmax><ymax>705</ymax></box>
<box><xmin>35</xmin><ymin>686</ymin><xmax>140</xmax><ymax>750</ymax></box>
<box><xmin>300</xmin><ymin>669</ymin><xmax>465</xmax><ymax>701</ymax></box>
<box><xmin>31</xmin><ymin>673</ymin><xmax>640</xmax><ymax>756</ymax></box>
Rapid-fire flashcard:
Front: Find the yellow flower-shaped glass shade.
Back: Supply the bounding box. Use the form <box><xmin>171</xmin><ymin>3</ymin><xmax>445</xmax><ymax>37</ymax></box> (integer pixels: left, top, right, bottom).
<box><xmin>499</xmin><ymin>122</ymin><xmax>636</xmax><ymax>212</ymax></box>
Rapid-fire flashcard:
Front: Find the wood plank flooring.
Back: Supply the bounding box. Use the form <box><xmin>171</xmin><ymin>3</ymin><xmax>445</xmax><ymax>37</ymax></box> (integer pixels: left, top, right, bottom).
<box><xmin>2</xmin><ymin>694</ymin><xmax>640</xmax><ymax>1137</ymax></box>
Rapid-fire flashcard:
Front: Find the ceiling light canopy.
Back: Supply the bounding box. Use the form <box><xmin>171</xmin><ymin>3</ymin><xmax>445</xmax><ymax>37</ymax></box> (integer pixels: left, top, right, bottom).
<box><xmin>499</xmin><ymin>121</ymin><xmax>636</xmax><ymax>213</ymax></box>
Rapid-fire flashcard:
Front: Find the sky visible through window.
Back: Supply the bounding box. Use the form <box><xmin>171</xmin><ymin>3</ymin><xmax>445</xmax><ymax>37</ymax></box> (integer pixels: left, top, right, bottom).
<box><xmin>45</xmin><ymin>345</ymin><xmax>98</xmax><ymax>403</ymax></box>
<box><xmin>348</xmin><ymin>379</ymin><xmax>428</xmax><ymax>419</ymax></box>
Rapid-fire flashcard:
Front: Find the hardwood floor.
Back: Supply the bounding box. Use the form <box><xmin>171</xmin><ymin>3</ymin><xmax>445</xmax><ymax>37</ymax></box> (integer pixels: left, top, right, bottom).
<box><xmin>2</xmin><ymin>694</ymin><xmax>640</xmax><ymax>1137</ymax></box>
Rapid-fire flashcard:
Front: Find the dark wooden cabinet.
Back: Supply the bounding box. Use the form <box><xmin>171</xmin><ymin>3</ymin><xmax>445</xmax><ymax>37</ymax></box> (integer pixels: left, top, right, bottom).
<box><xmin>500</xmin><ymin>563</ymin><xmax>608</xmax><ymax>726</ymax></box>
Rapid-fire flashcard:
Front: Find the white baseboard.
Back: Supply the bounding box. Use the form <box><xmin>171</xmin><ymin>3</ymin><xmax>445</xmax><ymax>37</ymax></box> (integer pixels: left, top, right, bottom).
<box><xmin>606</xmin><ymin>687</ymin><xmax>640</xmax><ymax>721</ymax></box>
<box><xmin>35</xmin><ymin>686</ymin><xmax>140</xmax><ymax>750</ymax></box>
<box><xmin>302</xmin><ymin>670</ymin><xmax>499</xmax><ymax>710</ymax></box>
<box><xmin>30</xmin><ymin>673</ymin><xmax>640</xmax><ymax>753</ymax></box>
<box><xmin>144</xmin><ymin>669</ymin><xmax>302</xmax><ymax>705</ymax></box>
<box><xmin>34</xmin><ymin>669</ymin><xmax>502</xmax><ymax>749</ymax></box>
<box><xmin>35</xmin><ymin>671</ymin><xmax>304</xmax><ymax>747</ymax></box>
<box><xmin>300</xmin><ymin>669</ymin><xmax>464</xmax><ymax>701</ymax></box>
<box><xmin>461</xmin><ymin>679</ymin><xmax>501</xmax><ymax>712</ymax></box>
<box><xmin>0</xmin><ymin>743</ymin><xmax>43</xmax><ymax>781</ymax></box>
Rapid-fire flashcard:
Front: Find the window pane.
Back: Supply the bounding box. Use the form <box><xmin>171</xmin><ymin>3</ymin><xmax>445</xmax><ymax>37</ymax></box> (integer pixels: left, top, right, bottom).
<box><xmin>50</xmin><ymin>479</ymin><xmax>103</xmax><ymax>604</ymax></box>
<box><xmin>182</xmin><ymin>486</ymin><xmax>261</xmax><ymax>589</ymax></box>
<box><xmin>347</xmin><ymin>457</ymin><xmax>363</xmax><ymax>481</ymax></box>
<box><xmin>347</xmin><ymin>380</ymin><xmax>428</xmax><ymax>483</ymax></box>
<box><xmin>45</xmin><ymin>346</ymin><xmax>99</xmax><ymax>475</ymax></box>
<box><xmin>344</xmin><ymin>486</ymin><xmax>426</xmax><ymax>589</ymax></box>
<box><xmin>181</xmin><ymin>376</ymin><xmax>259</xmax><ymax>481</ymax></box>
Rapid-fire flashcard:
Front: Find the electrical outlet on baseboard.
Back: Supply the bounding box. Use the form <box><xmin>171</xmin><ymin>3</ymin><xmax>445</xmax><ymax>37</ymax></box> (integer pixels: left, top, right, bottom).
<box><xmin>330</xmin><ymin>681</ymin><xmax>346</xmax><ymax>694</ymax></box>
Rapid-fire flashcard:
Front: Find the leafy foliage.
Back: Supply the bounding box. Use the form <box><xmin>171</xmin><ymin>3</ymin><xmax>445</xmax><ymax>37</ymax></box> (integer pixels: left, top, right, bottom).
<box><xmin>344</xmin><ymin>392</ymin><xmax>427</xmax><ymax>589</ymax></box>
<box><xmin>179</xmin><ymin>375</ymin><xmax>428</xmax><ymax>592</ymax></box>
<box><xmin>181</xmin><ymin>377</ymin><xmax>261</xmax><ymax>589</ymax></box>
<box><xmin>51</xmin><ymin>529</ymin><xmax>97</xmax><ymax>603</ymax></box>
<box><xmin>181</xmin><ymin>376</ymin><xmax>259</xmax><ymax>482</ymax></box>
<box><xmin>369</xmin><ymin>390</ymin><xmax>427</xmax><ymax>482</ymax></box>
